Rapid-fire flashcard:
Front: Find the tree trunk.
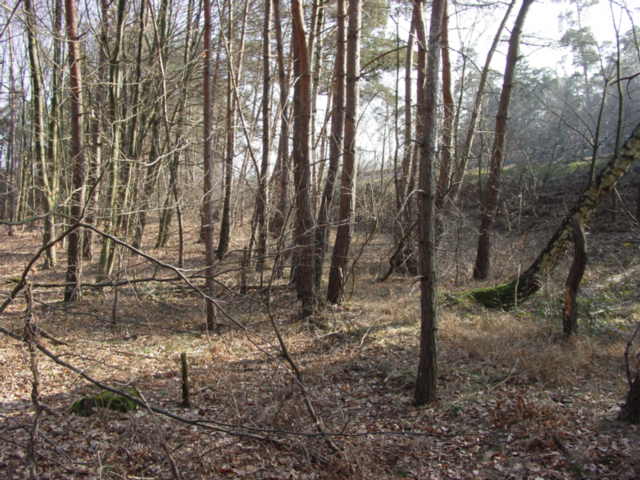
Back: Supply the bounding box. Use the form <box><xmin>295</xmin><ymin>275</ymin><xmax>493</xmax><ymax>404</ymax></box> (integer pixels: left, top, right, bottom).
<box><xmin>202</xmin><ymin>0</ymin><xmax>218</xmax><ymax>330</ymax></box>
<box><xmin>217</xmin><ymin>2</ymin><xmax>236</xmax><ymax>259</ymax></box>
<box><xmin>327</xmin><ymin>0</ymin><xmax>361</xmax><ymax>305</ymax></box>
<box><xmin>64</xmin><ymin>0</ymin><xmax>86</xmax><ymax>302</ymax></box>
<box><xmin>470</xmin><ymin>122</ymin><xmax>640</xmax><ymax>309</ymax></box>
<box><xmin>269</xmin><ymin>0</ymin><xmax>290</xmax><ymax>241</ymax></box>
<box><xmin>255</xmin><ymin>0</ymin><xmax>272</xmax><ymax>273</ymax></box>
<box><xmin>562</xmin><ymin>218</ymin><xmax>586</xmax><ymax>338</ymax></box>
<box><xmin>24</xmin><ymin>0</ymin><xmax>57</xmax><ymax>268</ymax></box>
<box><xmin>619</xmin><ymin>367</ymin><xmax>640</xmax><ymax>424</ymax></box>
<box><xmin>435</xmin><ymin>0</ymin><xmax>453</xmax><ymax>211</ymax></box>
<box><xmin>473</xmin><ymin>0</ymin><xmax>534</xmax><ymax>280</ymax></box>
<box><xmin>314</xmin><ymin>0</ymin><xmax>346</xmax><ymax>289</ymax></box>
<box><xmin>448</xmin><ymin>0</ymin><xmax>515</xmax><ymax>205</ymax></box>
<box><xmin>415</xmin><ymin>0</ymin><xmax>444</xmax><ymax>407</ymax></box>
<box><xmin>290</xmin><ymin>0</ymin><xmax>316</xmax><ymax>317</ymax></box>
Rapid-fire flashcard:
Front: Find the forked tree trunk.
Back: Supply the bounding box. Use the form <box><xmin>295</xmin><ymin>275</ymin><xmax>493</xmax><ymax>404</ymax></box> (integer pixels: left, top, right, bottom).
<box><xmin>64</xmin><ymin>0</ymin><xmax>86</xmax><ymax>302</ymax></box>
<box><xmin>470</xmin><ymin>122</ymin><xmax>640</xmax><ymax>309</ymax></box>
<box><xmin>415</xmin><ymin>0</ymin><xmax>444</xmax><ymax>407</ymax></box>
<box><xmin>473</xmin><ymin>0</ymin><xmax>534</xmax><ymax>280</ymax></box>
<box><xmin>327</xmin><ymin>0</ymin><xmax>361</xmax><ymax>305</ymax></box>
<box><xmin>290</xmin><ymin>0</ymin><xmax>316</xmax><ymax>317</ymax></box>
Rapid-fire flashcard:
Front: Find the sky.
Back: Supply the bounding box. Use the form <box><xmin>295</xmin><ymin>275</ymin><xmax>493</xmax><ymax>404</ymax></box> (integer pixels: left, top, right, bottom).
<box><xmin>494</xmin><ymin>0</ymin><xmax>636</xmax><ymax>72</ymax></box>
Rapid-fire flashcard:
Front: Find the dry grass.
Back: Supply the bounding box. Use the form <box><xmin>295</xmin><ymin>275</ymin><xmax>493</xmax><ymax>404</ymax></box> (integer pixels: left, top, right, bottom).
<box><xmin>0</xmin><ymin>208</ymin><xmax>639</xmax><ymax>478</ymax></box>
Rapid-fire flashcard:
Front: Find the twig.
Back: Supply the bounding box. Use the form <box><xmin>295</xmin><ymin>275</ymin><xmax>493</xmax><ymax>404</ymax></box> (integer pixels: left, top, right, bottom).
<box><xmin>162</xmin><ymin>442</ymin><xmax>184</xmax><ymax>480</ymax></box>
<box><xmin>24</xmin><ymin>284</ymin><xmax>41</xmax><ymax>480</ymax></box>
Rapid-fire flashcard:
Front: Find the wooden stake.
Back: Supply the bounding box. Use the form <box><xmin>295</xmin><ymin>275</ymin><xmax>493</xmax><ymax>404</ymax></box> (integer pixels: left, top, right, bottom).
<box><xmin>180</xmin><ymin>353</ymin><xmax>190</xmax><ymax>408</ymax></box>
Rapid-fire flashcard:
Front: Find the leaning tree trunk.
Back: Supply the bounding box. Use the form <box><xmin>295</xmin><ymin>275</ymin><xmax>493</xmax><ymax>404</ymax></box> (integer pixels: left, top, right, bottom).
<box><xmin>473</xmin><ymin>0</ymin><xmax>534</xmax><ymax>280</ymax></box>
<box><xmin>448</xmin><ymin>0</ymin><xmax>515</xmax><ymax>205</ymax></box>
<box><xmin>470</xmin><ymin>121</ymin><xmax>640</xmax><ymax>309</ymax></box>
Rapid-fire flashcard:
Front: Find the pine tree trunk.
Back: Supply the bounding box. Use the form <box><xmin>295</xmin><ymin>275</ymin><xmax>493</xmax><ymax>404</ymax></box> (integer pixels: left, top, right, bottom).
<box><xmin>268</xmin><ymin>0</ymin><xmax>290</xmax><ymax>243</ymax></box>
<box><xmin>314</xmin><ymin>0</ymin><xmax>346</xmax><ymax>289</ymax></box>
<box><xmin>473</xmin><ymin>0</ymin><xmax>534</xmax><ymax>280</ymax></box>
<box><xmin>290</xmin><ymin>0</ymin><xmax>316</xmax><ymax>317</ymax></box>
<box><xmin>415</xmin><ymin>0</ymin><xmax>444</xmax><ymax>407</ymax></box>
<box><xmin>327</xmin><ymin>0</ymin><xmax>361</xmax><ymax>305</ymax></box>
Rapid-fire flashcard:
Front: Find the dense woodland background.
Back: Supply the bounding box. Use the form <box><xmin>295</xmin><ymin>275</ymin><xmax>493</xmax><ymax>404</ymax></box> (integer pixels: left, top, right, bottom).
<box><xmin>1</xmin><ymin>0</ymin><xmax>640</xmax><ymax>478</ymax></box>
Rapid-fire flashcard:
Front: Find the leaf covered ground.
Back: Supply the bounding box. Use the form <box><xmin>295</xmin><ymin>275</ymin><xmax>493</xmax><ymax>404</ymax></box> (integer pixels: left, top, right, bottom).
<box><xmin>1</xmin><ymin>211</ymin><xmax>640</xmax><ymax>479</ymax></box>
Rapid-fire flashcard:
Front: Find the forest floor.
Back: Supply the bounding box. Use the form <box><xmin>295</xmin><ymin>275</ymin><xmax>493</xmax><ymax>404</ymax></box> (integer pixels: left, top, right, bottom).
<box><xmin>1</xmin><ymin>177</ymin><xmax>640</xmax><ymax>479</ymax></box>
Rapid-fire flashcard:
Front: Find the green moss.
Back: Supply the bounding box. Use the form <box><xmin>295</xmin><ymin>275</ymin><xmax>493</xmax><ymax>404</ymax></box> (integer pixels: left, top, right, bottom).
<box><xmin>71</xmin><ymin>388</ymin><xmax>140</xmax><ymax>416</ymax></box>
<box><xmin>464</xmin><ymin>282</ymin><xmax>519</xmax><ymax>310</ymax></box>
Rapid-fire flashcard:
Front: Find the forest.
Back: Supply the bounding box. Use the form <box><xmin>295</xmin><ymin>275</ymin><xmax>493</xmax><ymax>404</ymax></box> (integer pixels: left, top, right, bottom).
<box><xmin>1</xmin><ymin>0</ymin><xmax>640</xmax><ymax>478</ymax></box>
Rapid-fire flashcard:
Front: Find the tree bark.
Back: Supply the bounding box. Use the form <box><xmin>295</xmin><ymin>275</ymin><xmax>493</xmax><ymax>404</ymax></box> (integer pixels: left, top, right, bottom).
<box><xmin>470</xmin><ymin>121</ymin><xmax>640</xmax><ymax>309</ymax></box>
<box><xmin>269</xmin><ymin>0</ymin><xmax>291</xmax><ymax>242</ymax></box>
<box><xmin>255</xmin><ymin>0</ymin><xmax>272</xmax><ymax>273</ymax></box>
<box><xmin>435</xmin><ymin>0</ymin><xmax>453</xmax><ymax>211</ymax></box>
<box><xmin>562</xmin><ymin>218</ymin><xmax>586</xmax><ymax>338</ymax></box>
<box><xmin>290</xmin><ymin>0</ymin><xmax>316</xmax><ymax>317</ymax></box>
<box><xmin>64</xmin><ymin>0</ymin><xmax>86</xmax><ymax>302</ymax></box>
<box><xmin>327</xmin><ymin>0</ymin><xmax>361</xmax><ymax>305</ymax></box>
<box><xmin>202</xmin><ymin>0</ymin><xmax>217</xmax><ymax>330</ymax></box>
<box><xmin>415</xmin><ymin>0</ymin><xmax>444</xmax><ymax>407</ymax></box>
<box><xmin>24</xmin><ymin>0</ymin><xmax>57</xmax><ymax>268</ymax></box>
<box><xmin>448</xmin><ymin>0</ymin><xmax>515</xmax><ymax>206</ymax></box>
<box><xmin>473</xmin><ymin>0</ymin><xmax>534</xmax><ymax>280</ymax></box>
<box><xmin>314</xmin><ymin>0</ymin><xmax>346</xmax><ymax>289</ymax></box>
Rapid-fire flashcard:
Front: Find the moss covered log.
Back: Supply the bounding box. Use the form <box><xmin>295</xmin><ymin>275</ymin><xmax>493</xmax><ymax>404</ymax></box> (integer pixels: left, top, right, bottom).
<box><xmin>468</xmin><ymin>122</ymin><xmax>640</xmax><ymax>309</ymax></box>
<box><xmin>71</xmin><ymin>388</ymin><xmax>140</xmax><ymax>416</ymax></box>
